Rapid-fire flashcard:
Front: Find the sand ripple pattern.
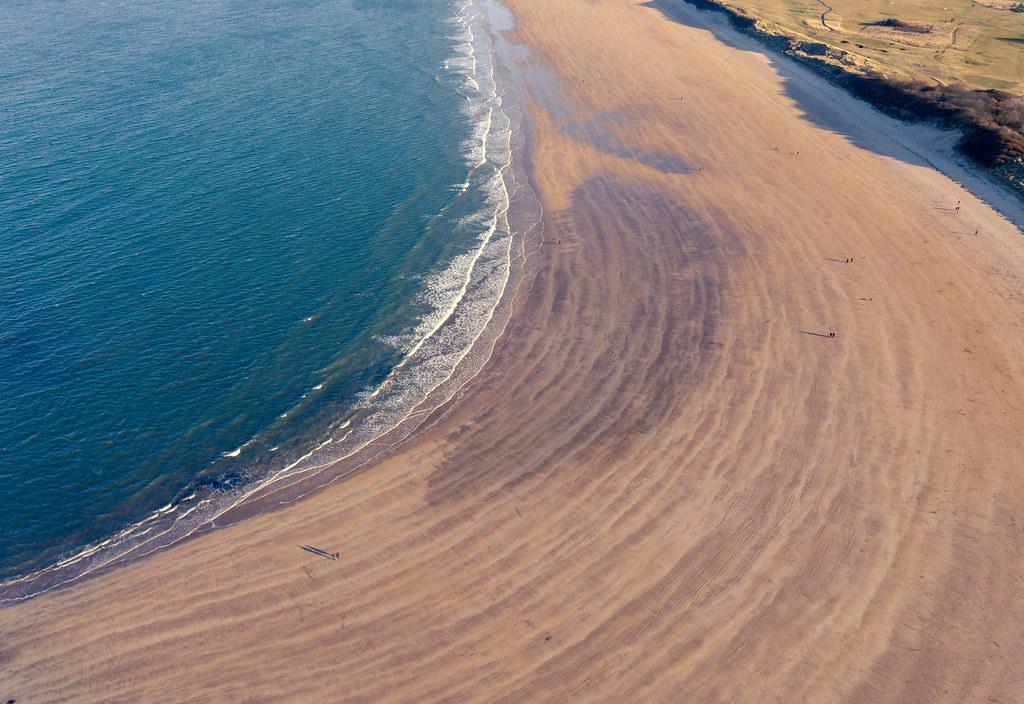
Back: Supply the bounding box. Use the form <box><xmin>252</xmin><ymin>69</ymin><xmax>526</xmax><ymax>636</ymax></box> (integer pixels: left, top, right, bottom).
<box><xmin>1</xmin><ymin>0</ymin><xmax>1022</xmax><ymax>701</ymax></box>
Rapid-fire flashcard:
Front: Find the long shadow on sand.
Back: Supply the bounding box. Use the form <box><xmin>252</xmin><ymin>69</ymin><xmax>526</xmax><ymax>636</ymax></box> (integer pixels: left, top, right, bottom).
<box><xmin>641</xmin><ymin>0</ymin><xmax>943</xmax><ymax>172</ymax></box>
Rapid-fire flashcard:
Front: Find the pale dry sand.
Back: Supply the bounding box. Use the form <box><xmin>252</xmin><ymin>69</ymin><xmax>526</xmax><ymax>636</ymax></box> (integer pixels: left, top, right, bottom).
<box><xmin>3</xmin><ymin>1</ymin><xmax>1024</xmax><ymax>702</ymax></box>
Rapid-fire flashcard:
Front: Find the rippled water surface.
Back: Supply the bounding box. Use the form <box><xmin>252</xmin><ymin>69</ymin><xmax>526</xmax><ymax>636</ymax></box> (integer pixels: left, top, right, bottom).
<box><xmin>0</xmin><ymin>0</ymin><xmax>506</xmax><ymax>580</ymax></box>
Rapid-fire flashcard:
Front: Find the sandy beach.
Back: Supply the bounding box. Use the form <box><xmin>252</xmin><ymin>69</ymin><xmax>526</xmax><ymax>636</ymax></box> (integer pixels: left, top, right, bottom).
<box><xmin>3</xmin><ymin>0</ymin><xmax>1024</xmax><ymax>701</ymax></box>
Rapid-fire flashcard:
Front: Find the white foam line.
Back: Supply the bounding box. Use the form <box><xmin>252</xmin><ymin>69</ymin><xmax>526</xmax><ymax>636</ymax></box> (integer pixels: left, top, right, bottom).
<box><xmin>233</xmin><ymin>183</ymin><xmax>518</xmax><ymax>506</ymax></box>
<box><xmin>253</xmin><ymin>116</ymin><xmax>525</xmax><ymax>510</ymax></box>
<box><xmin>120</xmin><ymin>66</ymin><xmax>505</xmax><ymax>581</ymax></box>
<box><xmin>220</xmin><ymin>162</ymin><xmax>513</xmax><ymax>513</ymax></box>
<box><xmin>259</xmin><ymin>168</ymin><xmax>547</xmax><ymax>508</ymax></box>
<box><xmin>475</xmin><ymin>108</ymin><xmax>492</xmax><ymax>167</ymax></box>
<box><xmin>51</xmin><ymin>190</ymin><xmax>516</xmax><ymax>591</ymax></box>
<box><xmin>241</xmin><ymin>169</ymin><xmax>516</xmax><ymax>505</ymax></box>
<box><xmin>0</xmin><ymin>0</ymin><xmax>520</xmax><ymax>605</ymax></box>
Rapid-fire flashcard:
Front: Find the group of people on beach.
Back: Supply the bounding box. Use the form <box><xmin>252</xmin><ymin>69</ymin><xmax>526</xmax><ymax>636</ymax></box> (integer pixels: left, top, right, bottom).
<box><xmin>955</xmin><ymin>200</ymin><xmax>981</xmax><ymax>235</ymax></box>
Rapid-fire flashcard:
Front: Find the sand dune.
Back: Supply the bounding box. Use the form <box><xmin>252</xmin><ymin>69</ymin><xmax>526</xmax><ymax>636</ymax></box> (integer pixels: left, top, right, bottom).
<box><xmin>2</xmin><ymin>1</ymin><xmax>1023</xmax><ymax>702</ymax></box>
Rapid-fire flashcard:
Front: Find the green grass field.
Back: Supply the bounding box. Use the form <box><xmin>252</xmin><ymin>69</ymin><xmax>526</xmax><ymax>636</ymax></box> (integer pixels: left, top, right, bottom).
<box><xmin>723</xmin><ymin>0</ymin><xmax>1024</xmax><ymax>92</ymax></box>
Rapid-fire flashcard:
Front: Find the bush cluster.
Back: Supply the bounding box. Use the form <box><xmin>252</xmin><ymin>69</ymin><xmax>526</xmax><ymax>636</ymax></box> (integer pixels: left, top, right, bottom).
<box><xmin>841</xmin><ymin>77</ymin><xmax>1024</xmax><ymax>166</ymax></box>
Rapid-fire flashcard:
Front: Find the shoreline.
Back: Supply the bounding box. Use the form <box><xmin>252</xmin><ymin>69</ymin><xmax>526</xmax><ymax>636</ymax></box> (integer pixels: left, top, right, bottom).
<box><xmin>2</xmin><ymin>0</ymin><xmax>1023</xmax><ymax>700</ymax></box>
<box><xmin>0</xmin><ymin>0</ymin><xmax>541</xmax><ymax>605</ymax></box>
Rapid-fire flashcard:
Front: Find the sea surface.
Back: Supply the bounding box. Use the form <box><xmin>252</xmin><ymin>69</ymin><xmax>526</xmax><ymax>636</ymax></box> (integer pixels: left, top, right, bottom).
<box><xmin>0</xmin><ymin>0</ymin><xmax>523</xmax><ymax>598</ymax></box>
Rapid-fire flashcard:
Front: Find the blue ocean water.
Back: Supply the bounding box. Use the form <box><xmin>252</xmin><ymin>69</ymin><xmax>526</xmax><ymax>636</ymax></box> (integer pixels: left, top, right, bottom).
<box><xmin>0</xmin><ymin>0</ymin><xmax>514</xmax><ymax>586</ymax></box>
